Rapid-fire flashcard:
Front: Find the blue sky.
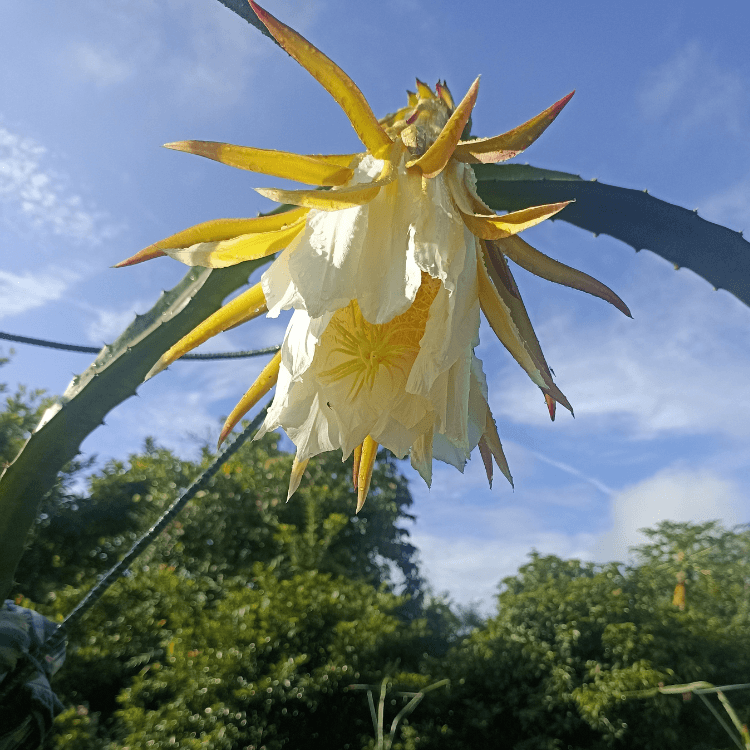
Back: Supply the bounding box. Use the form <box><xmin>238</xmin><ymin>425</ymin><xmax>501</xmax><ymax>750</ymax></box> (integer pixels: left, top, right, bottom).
<box><xmin>2</xmin><ymin>0</ymin><xmax>749</xmax><ymax>612</ymax></box>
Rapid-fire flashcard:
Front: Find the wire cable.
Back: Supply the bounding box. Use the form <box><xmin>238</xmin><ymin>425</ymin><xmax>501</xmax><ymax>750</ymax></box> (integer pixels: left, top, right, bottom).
<box><xmin>0</xmin><ymin>331</ymin><xmax>279</xmax><ymax>360</ymax></box>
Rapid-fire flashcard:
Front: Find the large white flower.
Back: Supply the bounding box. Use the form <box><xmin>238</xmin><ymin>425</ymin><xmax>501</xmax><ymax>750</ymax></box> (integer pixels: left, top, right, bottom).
<box><xmin>118</xmin><ymin>2</ymin><xmax>630</xmax><ymax>510</ymax></box>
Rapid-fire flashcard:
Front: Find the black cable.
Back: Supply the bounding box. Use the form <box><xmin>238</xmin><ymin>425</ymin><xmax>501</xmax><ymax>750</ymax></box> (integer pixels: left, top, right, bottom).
<box><xmin>0</xmin><ymin>331</ymin><xmax>279</xmax><ymax>360</ymax></box>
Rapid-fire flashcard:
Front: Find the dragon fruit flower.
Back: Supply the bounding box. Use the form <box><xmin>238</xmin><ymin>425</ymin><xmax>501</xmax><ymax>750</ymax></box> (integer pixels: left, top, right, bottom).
<box><xmin>118</xmin><ymin>1</ymin><xmax>629</xmax><ymax>511</ymax></box>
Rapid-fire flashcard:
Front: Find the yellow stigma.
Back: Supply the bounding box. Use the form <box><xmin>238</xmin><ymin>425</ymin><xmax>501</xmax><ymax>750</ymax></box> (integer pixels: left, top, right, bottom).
<box><xmin>321</xmin><ymin>273</ymin><xmax>442</xmax><ymax>398</ymax></box>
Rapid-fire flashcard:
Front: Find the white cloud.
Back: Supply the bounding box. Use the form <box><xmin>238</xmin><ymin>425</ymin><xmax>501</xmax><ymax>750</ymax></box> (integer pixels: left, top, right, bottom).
<box><xmin>404</xmin><ymin>447</ymin><xmax>605</xmax><ymax>613</ymax></box>
<box><xmin>489</xmin><ymin>251</ymin><xmax>750</xmax><ymax>440</ymax></box>
<box><xmin>95</xmin><ymin>385</ymin><xmax>220</xmax><ymax>460</ymax></box>
<box><xmin>67</xmin><ymin>0</ymin><xmax>312</xmax><ymax>112</ymax></box>
<box><xmin>411</xmin><ymin>505</ymin><xmax>595</xmax><ymax>614</ymax></box>
<box><xmin>84</xmin><ymin>303</ymin><xmax>143</xmax><ymax>345</ymax></box>
<box><xmin>0</xmin><ymin>268</ymin><xmax>78</xmax><ymax>319</ymax></box>
<box><xmin>69</xmin><ymin>43</ymin><xmax>134</xmax><ymax>87</ymax></box>
<box><xmin>638</xmin><ymin>42</ymin><xmax>747</xmax><ymax>137</ymax></box>
<box><xmin>590</xmin><ymin>465</ymin><xmax>744</xmax><ymax>564</ymax></box>
<box><xmin>0</xmin><ymin>126</ymin><xmax>117</xmax><ymax>246</ymax></box>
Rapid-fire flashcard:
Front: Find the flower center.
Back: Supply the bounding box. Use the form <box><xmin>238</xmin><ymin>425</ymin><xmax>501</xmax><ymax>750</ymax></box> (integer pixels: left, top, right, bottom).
<box><xmin>320</xmin><ymin>272</ymin><xmax>442</xmax><ymax>398</ymax></box>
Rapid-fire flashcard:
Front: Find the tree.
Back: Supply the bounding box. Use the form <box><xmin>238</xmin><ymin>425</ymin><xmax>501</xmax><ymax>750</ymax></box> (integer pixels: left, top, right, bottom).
<box><xmin>404</xmin><ymin>523</ymin><xmax>750</xmax><ymax>750</ymax></box>
<box><xmin>8</xmin><ymin>400</ymin><xmax>433</xmax><ymax>747</ymax></box>
<box><xmin>0</xmin><ymin>350</ymin><xmax>55</xmax><ymax>470</ymax></box>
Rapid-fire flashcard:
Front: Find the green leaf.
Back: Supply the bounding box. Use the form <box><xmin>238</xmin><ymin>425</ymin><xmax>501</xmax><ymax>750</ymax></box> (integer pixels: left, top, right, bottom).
<box><xmin>474</xmin><ymin>163</ymin><xmax>750</xmax><ymax>308</ymax></box>
<box><xmin>214</xmin><ymin>0</ymin><xmax>280</xmax><ymax>46</ymax></box>
<box><xmin>0</xmin><ymin>259</ymin><xmax>267</xmax><ymax>601</ymax></box>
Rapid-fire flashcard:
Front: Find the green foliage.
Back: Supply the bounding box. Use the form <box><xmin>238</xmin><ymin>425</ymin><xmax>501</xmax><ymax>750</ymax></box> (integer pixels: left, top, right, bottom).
<box><xmin>0</xmin><ymin>257</ymin><xmax>268</xmax><ymax>602</ymax></box>
<box><xmin>7</xmin><ymin>378</ymin><xmax>750</xmax><ymax>748</ymax></box>
<box><xmin>406</xmin><ymin>524</ymin><xmax>750</xmax><ymax>749</ymax></box>
<box><xmin>42</xmin><ymin>565</ymin><xmax>404</xmax><ymax>749</ymax></box>
<box><xmin>474</xmin><ymin>163</ymin><xmax>750</xmax><ymax>309</ymax></box>
<box><xmin>0</xmin><ymin>350</ymin><xmax>55</xmax><ymax>470</ymax></box>
<box><xmin>9</xmin><ymin>407</ymin><xmax>429</xmax><ymax>747</ymax></box>
<box><xmin>15</xmin><ymin>432</ymin><xmax>420</xmax><ymax>602</ymax></box>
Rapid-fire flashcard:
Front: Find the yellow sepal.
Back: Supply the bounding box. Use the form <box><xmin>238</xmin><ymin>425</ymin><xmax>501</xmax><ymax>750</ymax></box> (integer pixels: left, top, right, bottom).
<box><xmin>499</xmin><ymin>235</ymin><xmax>631</xmax><ymax>317</ymax></box>
<box><xmin>454</xmin><ymin>91</ymin><xmax>575</xmax><ymax>164</ymax></box>
<box><xmin>115</xmin><ymin>208</ymin><xmax>309</xmax><ymax>267</ymax></box>
<box><xmin>164</xmin><ymin>141</ymin><xmax>354</xmax><ymax>187</ymax></box>
<box><xmin>480</xmin><ymin>403</ymin><xmax>513</xmax><ymax>488</ymax></box>
<box><xmin>415</xmin><ymin>78</ymin><xmax>435</xmax><ymax>100</ymax></box>
<box><xmin>436</xmin><ymin>81</ymin><xmax>455</xmax><ymax>109</ymax></box>
<box><xmin>356</xmin><ymin>436</ymin><xmax>378</xmax><ymax>513</ymax></box>
<box><xmin>461</xmin><ymin>201</ymin><xmax>571</xmax><ymax>240</ymax></box>
<box><xmin>145</xmin><ymin>282</ymin><xmax>267</xmax><ymax>381</ymax></box>
<box><xmin>256</xmin><ymin>144</ymin><xmax>400</xmax><ymax>211</ymax></box>
<box><xmin>163</xmin><ymin>218</ymin><xmax>307</xmax><ymax>268</ymax></box>
<box><xmin>287</xmin><ymin>456</ymin><xmax>310</xmax><ymax>501</ymax></box>
<box><xmin>249</xmin><ymin>1</ymin><xmax>392</xmax><ymax>156</ymax></box>
<box><xmin>256</xmin><ymin>184</ymin><xmax>380</xmax><ymax>211</ymax></box>
<box><xmin>477</xmin><ymin>245</ymin><xmax>572</xmax><ymax>414</ymax></box>
<box><xmin>218</xmin><ymin>351</ymin><xmax>282</xmax><ymax>447</ymax></box>
<box><xmin>352</xmin><ymin>442</ymin><xmax>363</xmax><ymax>489</ymax></box>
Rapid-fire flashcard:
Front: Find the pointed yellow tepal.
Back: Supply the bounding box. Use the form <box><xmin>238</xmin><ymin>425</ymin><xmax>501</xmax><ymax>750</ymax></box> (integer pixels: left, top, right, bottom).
<box><xmin>356</xmin><ymin>436</ymin><xmax>378</xmax><ymax>513</ymax></box>
<box><xmin>114</xmin><ymin>209</ymin><xmax>309</xmax><ymax>267</ymax></box>
<box><xmin>287</xmin><ymin>457</ymin><xmax>310</xmax><ymax>500</ymax></box>
<box><xmin>415</xmin><ymin>78</ymin><xmax>436</xmax><ymax>100</ymax></box>
<box><xmin>218</xmin><ymin>350</ymin><xmax>282</xmax><ymax>447</ymax></box>
<box><xmin>453</xmin><ymin>90</ymin><xmax>576</xmax><ymax>164</ymax></box>
<box><xmin>461</xmin><ymin>201</ymin><xmax>572</xmax><ymax>240</ymax></box>
<box><xmin>256</xmin><ymin>144</ymin><xmax>400</xmax><ymax>211</ymax></box>
<box><xmin>164</xmin><ymin>141</ymin><xmax>354</xmax><ymax>186</ymax></box>
<box><xmin>145</xmin><ymin>281</ymin><xmax>268</xmax><ymax>382</ymax></box>
<box><xmin>250</xmin><ymin>1</ymin><xmax>392</xmax><ymax>157</ymax></box>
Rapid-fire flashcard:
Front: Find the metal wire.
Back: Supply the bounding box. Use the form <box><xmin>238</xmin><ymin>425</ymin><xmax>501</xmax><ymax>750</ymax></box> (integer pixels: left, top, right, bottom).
<box><xmin>0</xmin><ymin>331</ymin><xmax>279</xmax><ymax>360</ymax></box>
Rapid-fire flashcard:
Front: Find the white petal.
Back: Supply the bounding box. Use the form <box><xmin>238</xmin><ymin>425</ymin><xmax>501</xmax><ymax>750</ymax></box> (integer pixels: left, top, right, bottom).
<box><xmin>355</xmin><ymin>164</ymin><xmax>423</xmax><ymax>323</ymax></box>
<box><xmin>261</xmin><ymin>237</ymin><xmax>305</xmax><ymax>318</ymax></box>
<box><xmin>407</xmin><ymin>229</ymin><xmax>480</xmax><ymax>397</ymax></box>
<box><xmin>281</xmin><ymin>308</ymin><xmax>332</xmax><ymax>381</ymax></box>
<box><xmin>410</xmin><ymin>426</ymin><xmax>434</xmax><ymax>487</ymax></box>
<box><xmin>430</xmin><ymin>354</ymin><xmax>490</xmax><ymax>471</ymax></box>
<box><xmin>413</xmin><ymin>169</ymin><xmax>467</xmax><ymax>294</ymax></box>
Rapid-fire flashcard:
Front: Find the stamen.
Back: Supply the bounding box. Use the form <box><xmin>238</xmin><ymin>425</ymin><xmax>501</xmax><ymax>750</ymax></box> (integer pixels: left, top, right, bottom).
<box><xmin>320</xmin><ymin>273</ymin><xmax>441</xmax><ymax>398</ymax></box>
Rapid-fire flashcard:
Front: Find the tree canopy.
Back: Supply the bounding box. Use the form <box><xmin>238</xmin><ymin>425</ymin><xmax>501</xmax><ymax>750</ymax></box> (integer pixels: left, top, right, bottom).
<box><xmin>2</xmin><ymin>363</ymin><xmax>748</xmax><ymax>749</ymax></box>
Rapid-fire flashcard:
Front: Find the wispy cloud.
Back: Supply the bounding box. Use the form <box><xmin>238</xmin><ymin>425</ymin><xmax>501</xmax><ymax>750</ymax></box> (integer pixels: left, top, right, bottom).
<box><xmin>411</xmin><ymin>508</ymin><xmax>595</xmax><ymax>614</ymax></box>
<box><xmin>91</xmin><ymin>384</ymin><xmax>221</xmax><ymax>461</ymax></box>
<box><xmin>404</xmin><ymin>445</ymin><xmax>606</xmax><ymax>612</ymax></box>
<box><xmin>0</xmin><ymin>268</ymin><xmax>78</xmax><ymax>319</ymax></box>
<box><xmin>638</xmin><ymin>42</ymin><xmax>747</xmax><ymax>138</ymax></box>
<box><xmin>527</xmin><ymin>449</ymin><xmax>614</xmax><ymax>496</ymax></box>
<box><xmin>66</xmin><ymin>0</ymin><xmax>316</xmax><ymax>113</ymax></box>
<box><xmin>82</xmin><ymin>301</ymin><xmax>146</xmax><ymax>344</ymax></box>
<box><xmin>69</xmin><ymin>43</ymin><xmax>134</xmax><ymax>87</ymax></box>
<box><xmin>489</xmin><ymin>251</ymin><xmax>750</xmax><ymax>440</ymax></box>
<box><xmin>0</xmin><ymin>126</ymin><xmax>118</xmax><ymax>246</ymax></box>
